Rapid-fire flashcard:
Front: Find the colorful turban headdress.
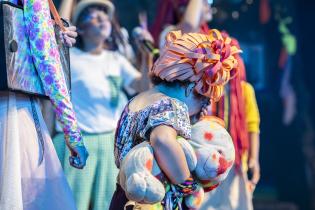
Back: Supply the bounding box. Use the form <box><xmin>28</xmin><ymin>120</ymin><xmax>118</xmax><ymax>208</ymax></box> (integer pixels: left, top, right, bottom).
<box><xmin>151</xmin><ymin>29</ymin><xmax>242</xmax><ymax>102</ymax></box>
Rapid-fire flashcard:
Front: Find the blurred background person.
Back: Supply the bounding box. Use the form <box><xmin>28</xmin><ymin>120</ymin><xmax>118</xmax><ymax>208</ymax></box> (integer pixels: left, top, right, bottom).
<box><xmin>150</xmin><ymin>2</ymin><xmax>261</xmax><ymax>208</ymax></box>
<box><xmin>151</xmin><ymin>2</ymin><xmax>261</xmax><ymax>209</ymax></box>
<box><xmin>150</xmin><ymin>0</ymin><xmax>213</xmax><ymax>49</ymax></box>
<box><xmin>200</xmin><ymin>37</ymin><xmax>260</xmax><ymax>210</ymax></box>
<box><xmin>52</xmin><ymin>0</ymin><xmax>152</xmax><ymax>210</ymax></box>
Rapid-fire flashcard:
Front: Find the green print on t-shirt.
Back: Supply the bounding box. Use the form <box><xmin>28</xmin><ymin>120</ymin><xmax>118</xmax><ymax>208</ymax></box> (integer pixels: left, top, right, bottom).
<box><xmin>107</xmin><ymin>76</ymin><xmax>122</xmax><ymax>108</ymax></box>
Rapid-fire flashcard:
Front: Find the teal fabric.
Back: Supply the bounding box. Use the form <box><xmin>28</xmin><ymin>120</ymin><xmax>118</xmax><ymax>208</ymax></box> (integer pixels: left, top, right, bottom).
<box><xmin>53</xmin><ymin>131</ymin><xmax>118</xmax><ymax>210</ymax></box>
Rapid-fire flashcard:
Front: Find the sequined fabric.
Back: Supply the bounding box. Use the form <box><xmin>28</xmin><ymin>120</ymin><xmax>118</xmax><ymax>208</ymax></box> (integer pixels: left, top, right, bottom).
<box><xmin>1</xmin><ymin>2</ymin><xmax>70</xmax><ymax>96</ymax></box>
<box><xmin>114</xmin><ymin>97</ymin><xmax>191</xmax><ymax>168</ymax></box>
<box><xmin>1</xmin><ymin>3</ymin><xmax>45</xmax><ymax>94</ymax></box>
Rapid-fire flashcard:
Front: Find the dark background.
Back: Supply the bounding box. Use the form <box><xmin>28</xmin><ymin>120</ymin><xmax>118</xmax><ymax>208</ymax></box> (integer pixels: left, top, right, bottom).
<box><xmin>54</xmin><ymin>0</ymin><xmax>315</xmax><ymax>209</ymax></box>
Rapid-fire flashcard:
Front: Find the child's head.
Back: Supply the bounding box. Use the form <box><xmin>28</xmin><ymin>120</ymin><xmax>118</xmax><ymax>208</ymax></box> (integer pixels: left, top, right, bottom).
<box><xmin>151</xmin><ymin>30</ymin><xmax>241</xmax><ymax>102</ymax></box>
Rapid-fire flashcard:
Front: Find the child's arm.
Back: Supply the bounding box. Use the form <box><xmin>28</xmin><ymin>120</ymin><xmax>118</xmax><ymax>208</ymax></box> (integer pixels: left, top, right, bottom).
<box><xmin>150</xmin><ymin>125</ymin><xmax>191</xmax><ymax>184</ymax></box>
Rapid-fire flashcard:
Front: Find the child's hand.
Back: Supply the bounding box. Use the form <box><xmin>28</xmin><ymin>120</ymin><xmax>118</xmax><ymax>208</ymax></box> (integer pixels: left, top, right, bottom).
<box><xmin>200</xmin><ymin>105</ymin><xmax>212</xmax><ymax>118</ymax></box>
<box><xmin>133</xmin><ymin>27</ymin><xmax>155</xmax><ymax>55</ymax></box>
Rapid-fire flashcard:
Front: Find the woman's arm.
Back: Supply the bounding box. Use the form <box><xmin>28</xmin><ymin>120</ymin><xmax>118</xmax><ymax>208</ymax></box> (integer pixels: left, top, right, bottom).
<box><xmin>58</xmin><ymin>0</ymin><xmax>78</xmax><ymax>47</ymax></box>
<box><xmin>129</xmin><ymin>53</ymin><xmax>153</xmax><ymax>94</ymax></box>
<box><xmin>242</xmin><ymin>81</ymin><xmax>261</xmax><ymax>191</ymax></box>
<box><xmin>125</xmin><ymin>28</ymin><xmax>154</xmax><ymax>94</ymax></box>
<box><xmin>150</xmin><ymin>125</ymin><xmax>190</xmax><ymax>184</ymax></box>
<box><xmin>59</xmin><ymin>0</ymin><xmax>76</xmax><ymax>21</ymax></box>
<box><xmin>248</xmin><ymin>132</ymin><xmax>260</xmax><ymax>191</ymax></box>
<box><xmin>120</xmin><ymin>52</ymin><xmax>152</xmax><ymax>96</ymax></box>
<box><xmin>23</xmin><ymin>0</ymin><xmax>87</xmax><ymax>168</ymax></box>
<box><xmin>178</xmin><ymin>0</ymin><xmax>204</xmax><ymax>33</ymax></box>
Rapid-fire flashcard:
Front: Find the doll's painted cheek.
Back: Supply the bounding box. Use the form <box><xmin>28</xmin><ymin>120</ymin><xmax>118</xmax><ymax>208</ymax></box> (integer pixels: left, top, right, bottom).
<box><xmin>204</xmin><ymin>132</ymin><xmax>213</xmax><ymax>141</ymax></box>
<box><xmin>145</xmin><ymin>159</ymin><xmax>153</xmax><ymax>170</ymax></box>
<box><xmin>212</xmin><ymin>154</ymin><xmax>217</xmax><ymax>160</ymax></box>
<box><xmin>217</xmin><ymin>157</ymin><xmax>233</xmax><ymax>175</ymax></box>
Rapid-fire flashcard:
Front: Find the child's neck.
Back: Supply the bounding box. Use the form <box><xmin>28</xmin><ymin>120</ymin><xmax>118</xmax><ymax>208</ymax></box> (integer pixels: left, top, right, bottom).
<box><xmin>154</xmin><ymin>84</ymin><xmax>186</xmax><ymax>103</ymax></box>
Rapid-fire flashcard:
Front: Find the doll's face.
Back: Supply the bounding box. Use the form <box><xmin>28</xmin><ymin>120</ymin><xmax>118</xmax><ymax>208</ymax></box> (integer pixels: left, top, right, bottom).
<box><xmin>190</xmin><ymin>119</ymin><xmax>235</xmax><ymax>181</ymax></box>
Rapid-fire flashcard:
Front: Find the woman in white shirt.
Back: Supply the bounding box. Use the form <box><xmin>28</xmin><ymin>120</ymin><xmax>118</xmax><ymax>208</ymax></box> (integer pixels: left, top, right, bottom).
<box><xmin>53</xmin><ymin>1</ymin><xmax>151</xmax><ymax>210</ymax></box>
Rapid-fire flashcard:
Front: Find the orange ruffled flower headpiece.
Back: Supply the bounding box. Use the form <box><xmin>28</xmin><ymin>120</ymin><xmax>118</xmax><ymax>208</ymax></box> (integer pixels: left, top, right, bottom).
<box><xmin>151</xmin><ymin>29</ymin><xmax>242</xmax><ymax>102</ymax></box>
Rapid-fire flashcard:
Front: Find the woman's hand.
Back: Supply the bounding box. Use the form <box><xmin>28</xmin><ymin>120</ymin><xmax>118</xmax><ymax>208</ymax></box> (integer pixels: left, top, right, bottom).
<box><xmin>247</xmin><ymin>132</ymin><xmax>260</xmax><ymax>193</ymax></box>
<box><xmin>247</xmin><ymin>157</ymin><xmax>260</xmax><ymax>192</ymax></box>
<box><xmin>133</xmin><ymin>27</ymin><xmax>155</xmax><ymax>55</ymax></box>
<box><xmin>68</xmin><ymin>145</ymin><xmax>89</xmax><ymax>169</ymax></box>
<box><xmin>61</xmin><ymin>26</ymin><xmax>78</xmax><ymax>47</ymax></box>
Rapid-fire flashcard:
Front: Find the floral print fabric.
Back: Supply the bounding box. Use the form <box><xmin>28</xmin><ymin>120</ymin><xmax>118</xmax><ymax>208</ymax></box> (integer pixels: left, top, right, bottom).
<box><xmin>5</xmin><ymin>0</ymin><xmax>83</xmax><ymax>146</ymax></box>
<box><xmin>114</xmin><ymin>97</ymin><xmax>191</xmax><ymax>168</ymax></box>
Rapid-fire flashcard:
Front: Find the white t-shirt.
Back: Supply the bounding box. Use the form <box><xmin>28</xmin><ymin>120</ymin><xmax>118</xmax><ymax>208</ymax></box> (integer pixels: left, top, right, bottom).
<box><xmin>57</xmin><ymin>48</ymin><xmax>141</xmax><ymax>133</ymax></box>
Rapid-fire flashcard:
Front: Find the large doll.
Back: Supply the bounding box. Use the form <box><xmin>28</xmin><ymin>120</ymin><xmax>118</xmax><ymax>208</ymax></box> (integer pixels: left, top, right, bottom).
<box><xmin>119</xmin><ymin>115</ymin><xmax>235</xmax><ymax>209</ymax></box>
<box><xmin>0</xmin><ymin>0</ymin><xmax>88</xmax><ymax>210</ymax></box>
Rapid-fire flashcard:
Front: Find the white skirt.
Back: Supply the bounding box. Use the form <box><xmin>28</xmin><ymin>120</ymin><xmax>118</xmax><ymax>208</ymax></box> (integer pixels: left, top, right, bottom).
<box><xmin>200</xmin><ymin>166</ymin><xmax>253</xmax><ymax>210</ymax></box>
<box><xmin>0</xmin><ymin>91</ymin><xmax>76</xmax><ymax>210</ymax></box>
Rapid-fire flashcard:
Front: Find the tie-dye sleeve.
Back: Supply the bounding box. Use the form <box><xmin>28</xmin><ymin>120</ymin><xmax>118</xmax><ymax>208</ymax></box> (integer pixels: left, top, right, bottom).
<box><xmin>23</xmin><ymin>0</ymin><xmax>83</xmax><ymax>147</ymax></box>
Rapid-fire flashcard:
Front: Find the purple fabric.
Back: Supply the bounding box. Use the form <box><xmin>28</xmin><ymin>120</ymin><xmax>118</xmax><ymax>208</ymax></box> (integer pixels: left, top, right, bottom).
<box><xmin>114</xmin><ymin>97</ymin><xmax>191</xmax><ymax>168</ymax></box>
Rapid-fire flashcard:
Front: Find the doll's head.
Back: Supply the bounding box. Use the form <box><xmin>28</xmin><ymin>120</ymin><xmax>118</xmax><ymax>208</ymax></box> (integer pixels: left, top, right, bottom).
<box><xmin>190</xmin><ymin>116</ymin><xmax>235</xmax><ymax>186</ymax></box>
